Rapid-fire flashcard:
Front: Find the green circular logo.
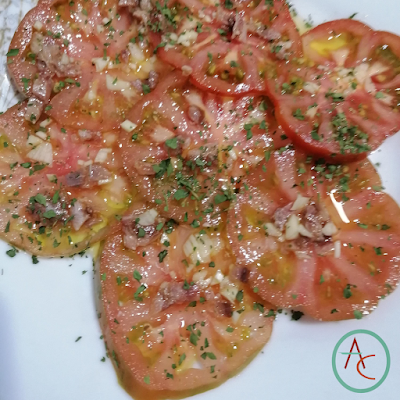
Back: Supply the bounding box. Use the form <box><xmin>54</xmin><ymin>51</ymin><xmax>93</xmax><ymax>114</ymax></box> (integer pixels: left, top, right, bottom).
<box><xmin>332</xmin><ymin>329</ymin><xmax>390</xmax><ymax>393</ymax></box>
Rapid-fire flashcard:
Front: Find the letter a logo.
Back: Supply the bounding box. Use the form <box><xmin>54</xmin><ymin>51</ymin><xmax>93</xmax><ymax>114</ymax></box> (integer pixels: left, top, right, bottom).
<box><xmin>344</xmin><ymin>338</ymin><xmax>365</xmax><ymax>370</ymax></box>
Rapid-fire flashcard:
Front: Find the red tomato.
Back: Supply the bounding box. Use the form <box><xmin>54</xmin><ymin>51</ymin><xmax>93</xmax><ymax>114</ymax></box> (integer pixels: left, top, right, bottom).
<box><xmin>98</xmin><ymin>223</ymin><xmax>274</xmax><ymax>399</ymax></box>
<box><xmin>0</xmin><ymin>102</ymin><xmax>128</xmax><ymax>256</ymax></box>
<box><xmin>271</xmin><ymin>87</ymin><xmax>400</xmax><ymax>161</ymax></box>
<box><xmin>227</xmin><ymin>147</ymin><xmax>400</xmax><ymax>321</ymax></box>
<box><xmin>266</xmin><ymin>20</ymin><xmax>400</xmax><ymax>161</ymax></box>
<box><xmin>6</xmin><ymin>0</ymin><xmax>100</xmax><ymax>98</ymax></box>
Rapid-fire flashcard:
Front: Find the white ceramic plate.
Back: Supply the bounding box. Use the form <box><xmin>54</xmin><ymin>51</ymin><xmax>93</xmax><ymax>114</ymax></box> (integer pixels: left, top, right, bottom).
<box><xmin>0</xmin><ymin>1</ymin><xmax>399</xmax><ymax>399</ymax></box>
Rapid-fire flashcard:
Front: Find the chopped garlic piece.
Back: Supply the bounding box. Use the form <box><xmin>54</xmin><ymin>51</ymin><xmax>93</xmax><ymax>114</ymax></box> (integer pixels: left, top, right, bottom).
<box><xmin>291</xmin><ymin>194</ymin><xmax>310</xmax><ymax>211</ymax></box>
<box><xmin>33</xmin><ymin>20</ymin><xmax>43</xmax><ymax>31</ymax></box>
<box><xmin>35</xmin><ymin>131</ymin><xmax>48</xmax><ymax>140</ymax></box>
<box><xmin>27</xmin><ymin>135</ymin><xmax>43</xmax><ymax>147</ymax></box>
<box><xmin>298</xmin><ymin>224</ymin><xmax>313</xmax><ymax>238</ymax></box>
<box><xmin>232</xmin><ymin>310</ymin><xmax>241</xmax><ymax>324</ymax></box>
<box><xmin>285</xmin><ymin>214</ymin><xmax>300</xmax><ymax>240</ymax></box>
<box><xmin>306</xmin><ymin>106</ymin><xmax>318</xmax><ymax>119</ymax></box>
<box><xmin>128</xmin><ymin>43</ymin><xmax>145</xmax><ymax>63</ymax></box>
<box><xmin>334</xmin><ymin>240</ymin><xmax>341</xmax><ymax>258</ymax></box>
<box><xmin>182</xmin><ymin>65</ymin><xmax>193</xmax><ymax>76</ymax></box>
<box><xmin>303</xmin><ymin>82</ymin><xmax>320</xmax><ymax>94</ymax></box>
<box><xmin>322</xmin><ymin>221</ymin><xmax>338</xmax><ymax>236</ymax></box>
<box><xmin>94</xmin><ymin>148</ymin><xmax>112</xmax><ymax>163</ymax></box>
<box><xmin>211</xmin><ymin>270</ymin><xmax>224</xmax><ymax>285</ymax></box>
<box><xmin>121</xmin><ymin>120</ymin><xmax>137</xmax><ymax>132</ymax></box>
<box><xmin>177</xmin><ymin>30</ymin><xmax>199</xmax><ymax>47</ymax></box>
<box><xmin>137</xmin><ymin>209</ymin><xmax>158</xmax><ymax>226</ymax></box>
<box><xmin>220</xmin><ymin>277</ymin><xmax>239</xmax><ymax>303</ymax></box>
<box><xmin>106</xmin><ymin>75</ymin><xmax>130</xmax><ymax>91</ymax></box>
<box><xmin>265</xmin><ymin>223</ymin><xmax>281</xmax><ymax>237</ymax></box>
<box><xmin>60</xmin><ymin>53</ymin><xmax>70</xmax><ymax>65</ymax></box>
<box><xmin>27</xmin><ymin>142</ymin><xmax>53</xmax><ymax>165</ymax></box>
<box><xmin>92</xmin><ymin>57</ymin><xmax>110</xmax><ymax>72</ymax></box>
<box><xmin>84</xmin><ymin>82</ymin><xmax>98</xmax><ymax>102</ymax></box>
<box><xmin>77</xmin><ymin>160</ymin><xmax>93</xmax><ymax>167</ymax></box>
<box><xmin>151</xmin><ymin>126</ymin><xmax>175</xmax><ymax>143</ymax></box>
<box><xmin>192</xmin><ymin>270</ymin><xmax>212</xmax><ymax>289</ymax></box>
<box><xmin>46</xmin><ymin>174</ymin><xmax>57</xmax><ymax>183</ymax></box>
<box><xmin>183</xmin><ymin>233</ymin><xmax>216</xmax><ymax>264</ymax></box>
<box><xmin>39</xmin><ymin>118</ymin><xmax>52</xmax><ymax>128</ymax></box>
<box><xmin>228</xmin><ymin>148</ymin><xmax>237</xmax><ymax>160</ymax></box>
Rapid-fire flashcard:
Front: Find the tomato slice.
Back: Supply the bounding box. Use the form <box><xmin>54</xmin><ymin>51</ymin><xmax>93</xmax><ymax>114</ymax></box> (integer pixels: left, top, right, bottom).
<box><xmin>6</xmin><ymin>0</ymin><xmax>145</xmax><ymax>130</ymax></box>
<box><xmin>266</xmin><ymin>25</ymin><xmax>400</xmax><ymax>160</ymax></box>
<box><xmin>6</xmin><ymin>0</ymin><xmax>103</xmax><ymax>98</ymax></box>
<box><xmin>56</xmin><ymin>0</ymin><xmax>134</xmax><ymax>58</ymax></box>
<box><xmin>227</xmin><ymin>147</ymin><xmax>400</xmax><ymax>321</ymax></box>
<box><xmin>0</xmin><ymin>102</ymin><xmax>130</xmax><ymax>256</ymax></box>
<box><xmin>98</xmin><ymin>222</ymin><xmax>274</xmax><ymax>400</ymax></box>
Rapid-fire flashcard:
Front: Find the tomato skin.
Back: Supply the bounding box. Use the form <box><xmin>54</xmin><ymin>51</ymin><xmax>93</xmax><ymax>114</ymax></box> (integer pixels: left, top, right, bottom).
<box><xmin>302</xmin><ymin>19</ymin><xmax>373</xmax><ymax>67</ymax></box>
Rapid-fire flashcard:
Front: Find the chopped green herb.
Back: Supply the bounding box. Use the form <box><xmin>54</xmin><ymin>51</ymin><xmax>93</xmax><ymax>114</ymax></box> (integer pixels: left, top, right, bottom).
<box><xmin>158</xmin><ymin>250</ymin><xmax>168</xmax><ymax>262</ymax></box>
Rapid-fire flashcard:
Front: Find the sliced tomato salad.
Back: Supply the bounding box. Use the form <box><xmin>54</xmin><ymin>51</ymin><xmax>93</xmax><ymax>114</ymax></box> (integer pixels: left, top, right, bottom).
<box><xmin>0</xmin><ymin>102</ymin><xmax>131</xmax><ymax>256</ymax></box>
<box><xmin>227</xmin><ymin>146</ymin><xmax>400</xmax><ymax>321</ymax></box>
<box><xmin>3</xmin><ymin>0</ymin><xmax>400</xmax><ymax>397</ymax></box>
<box><xmin>98</xmin><ymin>219</ymin><xmax>274</xmax><ymax>400</ymax></box>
